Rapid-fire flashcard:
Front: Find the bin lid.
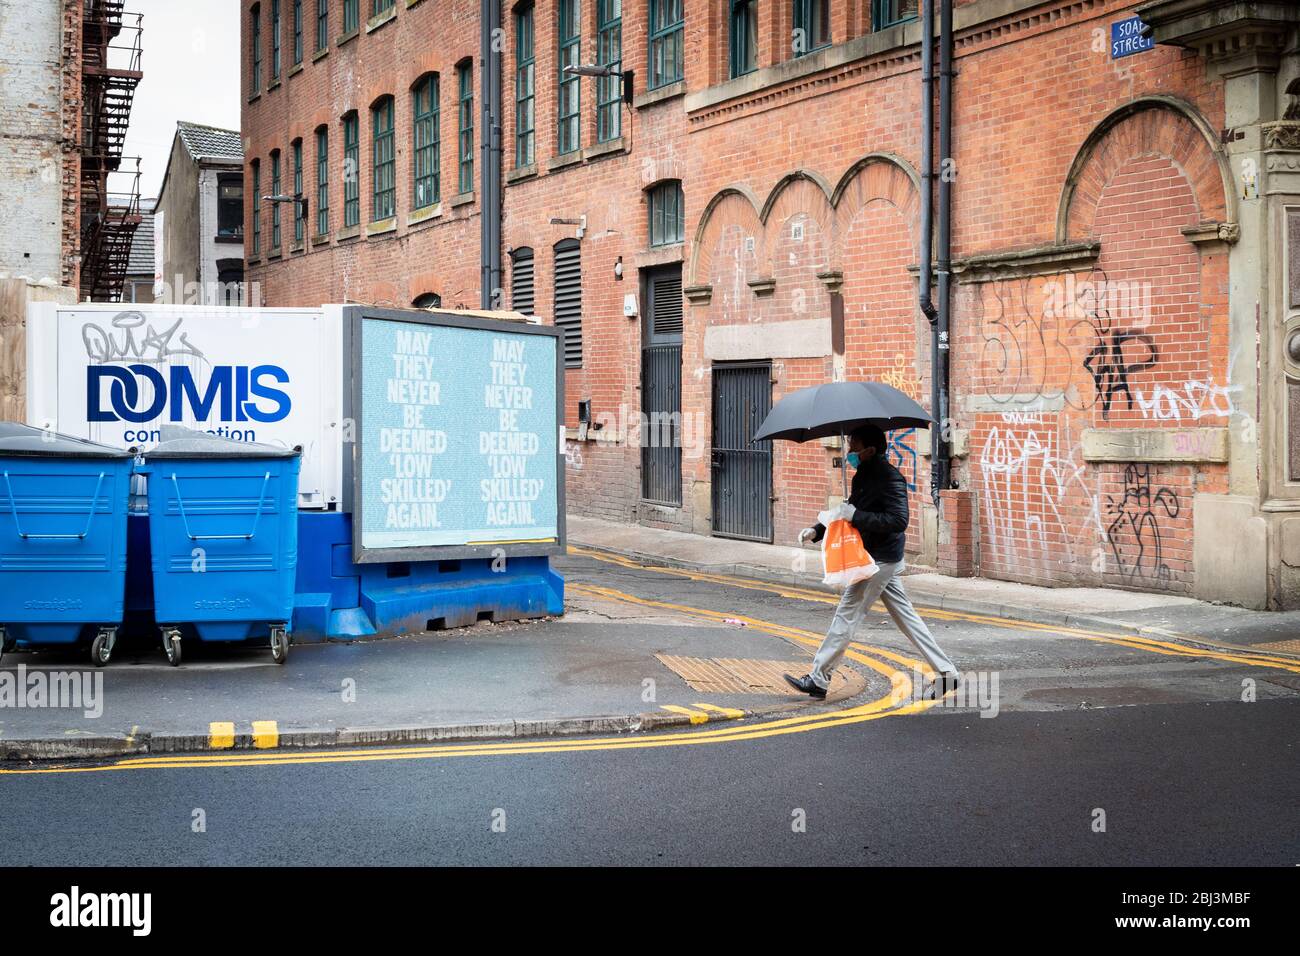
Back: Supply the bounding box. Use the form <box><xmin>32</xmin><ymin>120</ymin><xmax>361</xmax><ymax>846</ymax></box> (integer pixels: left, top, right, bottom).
<box><xmin>0</xmin><ymin>422</ymin><xmax>134</xmax><ymax>459</ymax></box>
<box><xmin>143</xmin><ymin>424</ymin><xmax>301</xmax><ymax>459</ymax></box>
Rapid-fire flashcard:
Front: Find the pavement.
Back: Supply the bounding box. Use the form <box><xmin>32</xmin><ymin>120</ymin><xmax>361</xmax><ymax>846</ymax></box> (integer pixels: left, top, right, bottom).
<box><xmin>567</xmin><ymin>514</ymin><xmax>1300</xmax><ymax>652</ymax></box>
<box><xmin>2</xmin><ymin>516</ymin><xmax>1297</xmax><ymax>765</ymax></box>
<box><xmin>0</xmin><ymin>571</ymin><xmax>876</xmax><ymax>761</ymax></box>
<box><xmin>2</xmin><ymin>547</ymin><xmax>1296</xmax><ymax>865</ymax></box>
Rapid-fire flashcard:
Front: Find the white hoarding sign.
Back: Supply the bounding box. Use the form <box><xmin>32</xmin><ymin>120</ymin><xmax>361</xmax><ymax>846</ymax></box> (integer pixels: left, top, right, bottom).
<box><xmin>25</xmin><ymin>303</ymin><xmax>343</xmax><ymax>509</ymax></box>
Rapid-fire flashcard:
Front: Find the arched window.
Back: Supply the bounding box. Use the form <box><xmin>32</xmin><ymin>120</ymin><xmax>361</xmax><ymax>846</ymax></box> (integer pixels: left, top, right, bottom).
<box><xmin>413</xmin><ymin>292</ymin><xmax>443</xmax><ymax>309</ymax></box>
<box><xmin>250</xmin><ymin>4</ymin><xmax>262</xmax><ymax>93</ymax></box>
<box><xmin>412</xmin><ymin>74</ymin><xmax>440</xmax><ymax>209</ymax></box>
<box><xmin>647</xmin><ymin>180</ymin><xmax>684</xmax><ymax>247</ymax></box>
<box><xmin>371</xmin><ymin>96</ymin><xmax>396</xmax><ymax>221</ymax></box>
<box><xmin>729</xmin><ymin>0</ymin><xmax>757</xmax><ymax>78</ymax></box>
<box><xmin>341</xmin><ymin>111</ymin><xmax>360</xmax><ymax>227</ymax></box>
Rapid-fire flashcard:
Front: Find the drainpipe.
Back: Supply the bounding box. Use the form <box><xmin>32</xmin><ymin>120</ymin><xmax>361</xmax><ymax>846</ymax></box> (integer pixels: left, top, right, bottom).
<box><xmin>480</xmin><ymin>0</ymin><xmax>503</xmax><ymax>309</ymax></box>
<box><xmin>935</xmin><ymin>0</ymin><xmax>954</xmax><ymax>500</ymax></box>
<box><xmin>919</xmin><ymin>0</ymin><xmax>939</xmax><ymax>505</ymax></box>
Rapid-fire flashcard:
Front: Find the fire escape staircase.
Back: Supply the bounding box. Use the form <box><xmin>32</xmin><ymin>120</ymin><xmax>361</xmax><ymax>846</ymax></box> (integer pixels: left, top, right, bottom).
<box><xmin>80</xmin><ymin>0</ymin><xmax>144</xmax><ymax>301</ymax></box>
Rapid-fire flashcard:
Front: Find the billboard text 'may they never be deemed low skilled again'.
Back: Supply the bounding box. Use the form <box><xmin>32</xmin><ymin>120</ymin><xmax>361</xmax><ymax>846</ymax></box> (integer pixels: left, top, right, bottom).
<box><xmin>358</xmin><ymin>317</ymin><xmax>559</xmax><ymax>551</ymax></box>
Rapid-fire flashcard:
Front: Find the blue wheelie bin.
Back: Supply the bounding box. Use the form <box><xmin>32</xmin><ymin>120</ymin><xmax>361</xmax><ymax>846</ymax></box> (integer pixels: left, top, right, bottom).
<box><xmin>0</xmin><ymin>423</ymin><xmax>134</xmax><ymax>666</ymax></box>
<box><xmin>135</xmin><ymin>426</ymin><xmax>300</xmax><ymax>666</ymax></box>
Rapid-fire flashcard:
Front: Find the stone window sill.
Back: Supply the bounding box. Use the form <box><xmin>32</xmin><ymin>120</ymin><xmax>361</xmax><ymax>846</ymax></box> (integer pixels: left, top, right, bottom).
<box><xmin>367</xmin><ymin>217</ymin><xmax>398</xmax><ymax>237</ymax></box>
<box><xmin>336</xmin><ymin>29</ymin><xmax>359</xmax><ymax>48</ymax></box>
<box><xmin>583</xmin><ymin>137</ymin><xmax>626</xmax><ymax>162</ymax></box>
<box><xmin>367</xmin><ymin>7</ymin><xmax>397</xmax><ymax>33</ymax></box>
<box><xmin>313</xmin><ymin>47</ymin><xmax>329</xmax><ymax>62</ymax></box>
<box><xmin>289</xmin><ymin>62</ymin><xmax>304</xmax><ymax>78</ymax></box>
<box><xmin>547</xmin><ymin>152</ymin><xmax>583</xmax><ymax>173</ymax></box>
<box><xmin>336</xmin><ymin>224</ymin><xmax>361</xmax><ymax>242</ymax></box>
<box><xmin>311</xmin><ymin>232</ymin><xmax>331</xmax><ymax>247</ymax></box>
<box><xmin>634</xmin><ymin>80</ymin><xmax>685</xmax><ymax>110</ymax></box>
<box><xmin>408</xmin><ymin>203</ymin><xmax>442</xmax><ymax>227</ymax></box>
<box><xmin>449</xmin><ymin>191</ymin><xmax>475</xmax><ymax>208</ymax></box>
<box><xmin>506</xmin><ymin>164</ymin><xmax>538</xmax><ymax>185</ymax></box>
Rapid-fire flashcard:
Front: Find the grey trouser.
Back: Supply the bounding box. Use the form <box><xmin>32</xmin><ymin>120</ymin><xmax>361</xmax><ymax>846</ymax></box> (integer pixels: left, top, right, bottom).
<box><xmin>811</xmin><ymin>560</ymin><xmax>957</xmax><ymax>689</ymax></box>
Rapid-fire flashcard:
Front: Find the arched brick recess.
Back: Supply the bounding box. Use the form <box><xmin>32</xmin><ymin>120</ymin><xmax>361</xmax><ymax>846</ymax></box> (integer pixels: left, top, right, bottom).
<box><xmin>688</xmin><ymin>186</ymin><xmax>766</xmax><ymax>289</ymax></box>
<box><xmin>831</xmin><ymin>155</ymin><xmax>921</xmax><ymax>274</ymax></box>
<box><xmin>1059</xmin><ymin>98</ymin><xmax>1232</xmax><ymax>244</ymax></box>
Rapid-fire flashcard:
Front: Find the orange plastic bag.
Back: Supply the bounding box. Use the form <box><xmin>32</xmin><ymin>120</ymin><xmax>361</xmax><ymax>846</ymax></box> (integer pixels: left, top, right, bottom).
<box><xmin>818</xmin><ymin>506</ymin><xmax>878</xmax><ymax>589</ymax></box>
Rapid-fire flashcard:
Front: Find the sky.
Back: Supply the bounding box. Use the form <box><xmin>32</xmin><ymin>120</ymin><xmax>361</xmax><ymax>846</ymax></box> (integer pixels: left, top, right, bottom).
<box><xmin>121</xmin><ymin>0</ymin><xmax>242</xmax><ymax>202</ymax></box>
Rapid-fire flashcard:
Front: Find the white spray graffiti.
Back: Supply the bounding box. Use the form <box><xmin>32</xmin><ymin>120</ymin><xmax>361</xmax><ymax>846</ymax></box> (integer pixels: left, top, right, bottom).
<box><xmin>1133</xmin><ymin>377</ymin><xmax>1241</xmax><ymax>422</ymax></box>
<box><xmin>978</xmin><ymin>424</ymin><xmax>1104</xmax><ymax>575</ymax></box>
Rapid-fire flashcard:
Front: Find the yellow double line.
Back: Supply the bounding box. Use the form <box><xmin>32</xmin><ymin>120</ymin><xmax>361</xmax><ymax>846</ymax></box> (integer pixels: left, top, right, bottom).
<box><xmin>3</xmin><ymin>585</ymin><xmax>932</xmax><ymax>775</ymax></box>
<box><xmin>570</xmin><ymin>547</ymin><xmax>1300</xmax><ymax>675</ymax></box>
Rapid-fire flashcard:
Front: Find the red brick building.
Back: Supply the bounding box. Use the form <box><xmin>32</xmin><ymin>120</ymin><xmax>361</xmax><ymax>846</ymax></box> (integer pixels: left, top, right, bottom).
<box><xmin>243</xmin><ymin>0</ymin><xmax>1300</xmax><ymax>609</ymax></box>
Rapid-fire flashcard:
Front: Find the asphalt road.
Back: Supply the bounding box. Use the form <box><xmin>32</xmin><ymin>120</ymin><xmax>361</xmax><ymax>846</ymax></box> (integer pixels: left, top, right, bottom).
<box><xmin>1</xmin><ymin>553</ymin><xmax>1296</xmax><ymax>866</ymax></box>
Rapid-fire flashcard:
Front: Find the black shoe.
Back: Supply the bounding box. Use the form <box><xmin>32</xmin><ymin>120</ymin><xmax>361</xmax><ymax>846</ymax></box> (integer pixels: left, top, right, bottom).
<box><xmin>924</xmin><ymin>673</ymin><xmax>960</xmax><ymax>700</ymax></box>
<box><xmin>783</xmin><ymin>673</ymin><xmax>828</xmax><ymax>699</ymax></box>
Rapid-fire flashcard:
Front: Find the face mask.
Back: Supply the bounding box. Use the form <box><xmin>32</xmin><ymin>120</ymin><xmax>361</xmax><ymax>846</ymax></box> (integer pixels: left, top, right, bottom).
<box><xmin>846</xmin><ymin>452</ymin><xmax>861</xmax><ymax>469</ymax></box>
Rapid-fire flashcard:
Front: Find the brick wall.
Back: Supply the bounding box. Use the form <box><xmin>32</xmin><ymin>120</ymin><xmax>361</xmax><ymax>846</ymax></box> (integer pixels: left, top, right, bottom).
<box><xmin>242</xmin><ymin>0</ymin><xmax>1240</xmax><ymax>595</ymax></box>
<box><xmin>0</xmin><ymin>0</ymin><xmax>82</xmax><ymax>290</ymax></box>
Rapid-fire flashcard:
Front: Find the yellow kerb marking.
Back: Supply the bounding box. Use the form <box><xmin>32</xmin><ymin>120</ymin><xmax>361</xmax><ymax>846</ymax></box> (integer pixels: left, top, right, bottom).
<box><xmin>660</xmin><ymin>705</ymin><xmax>709</xmax><ymax>724</ymax></box>
<box><xmin>208</xmin><ymin>722</ymin><xmax>235</xmax><ymax>750</ymax></box>
<box><xmin>251</xmin><ymin>721</ymin><xmax>279</xmax><ymax>749</ymax></box>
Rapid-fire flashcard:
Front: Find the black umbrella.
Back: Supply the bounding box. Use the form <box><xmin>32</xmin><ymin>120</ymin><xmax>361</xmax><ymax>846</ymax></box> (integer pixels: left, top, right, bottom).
<box><xmin>753</xmin><ymin>381</ymin><xmax>933</xmax><ymax>497</ymax></box>
<box><xmin>753</xmin><ymin>381</ymin><xmax>933</xmax><ymax>443</ymax></box>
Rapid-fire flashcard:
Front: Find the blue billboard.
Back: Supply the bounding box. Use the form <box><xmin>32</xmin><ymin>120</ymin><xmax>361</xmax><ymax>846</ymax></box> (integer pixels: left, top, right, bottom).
<box><xmin>353</xmin><ymin>310</ymin><xmax>562</xmax><ymax>561</ymax></box>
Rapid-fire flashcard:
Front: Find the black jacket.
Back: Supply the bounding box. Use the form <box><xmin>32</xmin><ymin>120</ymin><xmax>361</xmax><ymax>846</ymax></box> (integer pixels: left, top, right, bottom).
<box><xmin>812</xmin><ymin>455</ymin><xmax>909</xmax><ymax>563</ymax></box>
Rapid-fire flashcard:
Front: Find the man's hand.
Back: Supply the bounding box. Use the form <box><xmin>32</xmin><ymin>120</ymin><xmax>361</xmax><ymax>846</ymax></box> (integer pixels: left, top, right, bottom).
<box><xmin>798</xmin><ymin>527</ymin><xmax>818</xmax><ymax>544</ymax></box>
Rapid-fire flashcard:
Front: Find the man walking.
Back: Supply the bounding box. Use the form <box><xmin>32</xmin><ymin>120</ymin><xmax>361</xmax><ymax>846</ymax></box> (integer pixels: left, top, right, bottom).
<box><xmin>784</xmin><ymin>424</ymin><xmax>960</xmax><ymax>701</ymax></box>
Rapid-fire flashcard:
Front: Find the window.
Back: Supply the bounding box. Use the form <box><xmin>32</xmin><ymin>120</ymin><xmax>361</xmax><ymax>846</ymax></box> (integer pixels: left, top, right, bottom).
<box><xmin>271</xmin><ymin>0</ymin><xmax>281</xmax><ymax>80</ymax></box>
<box><xmin>343</xmin><ymin>112</ymin><xmax>359</xmax><ymax>227</ymax></box>
<box><xmin>373</xmin><ymin>0</ymin><xmax>395</xmax><ymax>15</ymax></box>
<box><xmin>292</xmin><ymin>139</ymin><xmax>305</xmax><ymax>242</ymax></box>
<box><xmin>648</xmin><ymin>180</ymin><xmax>683</xmax><ymax>247</ymax></box>
<box><xmin>793</xmin><ymin>0</ymin><xmax>830</xmax><ymax>55</ymax></box>
<box><xmin>648</xmin><ymin>0</ymin><xmax>683</xmax><ymax>89</ymax></box>
<box><xmin>315</xmin><ymin>126</ymin><xmax>329</xmax><ymax>234</ymax></box>
<box><xmin>557</xmin><ymin>0</ymin><xmax>580</xmax><ymax>154</ymax></box>
<box><xmin>730</xmin><ymin>0</ymin><xmax>756</xmax><ymax>78</ymax></box>
<box><xmin>413</xmin><ymin>75</ymin><xmax>440</xmax><ymax>208</ymax></box>
<box><xmin>250</xmin><ymin>5</ymin><xmax>262</xmax><ymax>93</ymax></box>
<box><xmin>316</xmin><ymin>0</ymin><xmax>328</xmax><ymax>50</ymax></box>
<box><xmin>413</xmin><ymin>292</ymin><xmax>442</xmax><ymax>309</ymax></box>
<box><xmin>596</xmin><ymin>0</ymin><xmax>621</xmax><ymax>142</ymax></box>
<box><xmin>510</xmin><ymin>247</ymin><xmax>534</xmax><ymax>315</ymax></box>
<box><xmin>343</xmin><ymin>0</ymin><xmax>358</xmax><ymax>33</ymax></box>
<box><xmin>217</xmin><ymin>174</ymin><xmax>244</xmax><ymax>239</ymax></box>
<box><xmin>270</xmin><ymin>149</ymin><xmax>282</xmax><ymax>247</ymax></box>
<box><xmin>873</xmin><ymin>0</ymin><xmax>918</xmax><ymax>29</ymax></box>
<box><xmin>553</xmin><ymin>240</ymin><xmax>582</xmax><ymax>367</ymax></box>
<box><xmin>250</xmin><ymin>161</ymin><xmax>261</xmax><ymax>253</ymax></box>
<box><xmin>514</xmin><ymin>5</ymin><xmax>535</xmax><ymax>168</ymax></box>
<box><xmin>372</xmin><ymin>97</ymin><xmax>395</xmax><ymax>221</ymax></box>
<box><xmin>457</xmin><ymin>63</ymin><xmax>473</xmax><ymax>194</ymax></box>
<box><xmin>293</xmin><ymin>0</ymin><xmax>303</xmax><ymax>64</ymax></box>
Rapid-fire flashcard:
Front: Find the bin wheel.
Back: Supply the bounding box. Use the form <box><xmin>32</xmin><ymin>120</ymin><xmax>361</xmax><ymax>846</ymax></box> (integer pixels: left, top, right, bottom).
<box><xmin>163</xmin><ymin>629</ymin><xmax>182</xmax><ymax>667</ymax></box>
<box><xmin>270</xmin><ymin>625</ymin><xmax>289</xmax><ymax>665</ymax></box>
<box><xmin>91</xmin><ymin>628</ymin><xmax>117</xmax><ymax>667</ymax></box>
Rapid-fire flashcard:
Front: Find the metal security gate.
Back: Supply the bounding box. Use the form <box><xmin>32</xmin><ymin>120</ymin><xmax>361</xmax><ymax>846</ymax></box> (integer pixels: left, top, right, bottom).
<box><xmin>641</xmin><ymin>266</ymin><xmax>683</xmax><ymax>504</ymax></box>
<box><xmin>711</xmin><ymin>362</ymin><xmax>772</xmax><ymax>541</ymax></box>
